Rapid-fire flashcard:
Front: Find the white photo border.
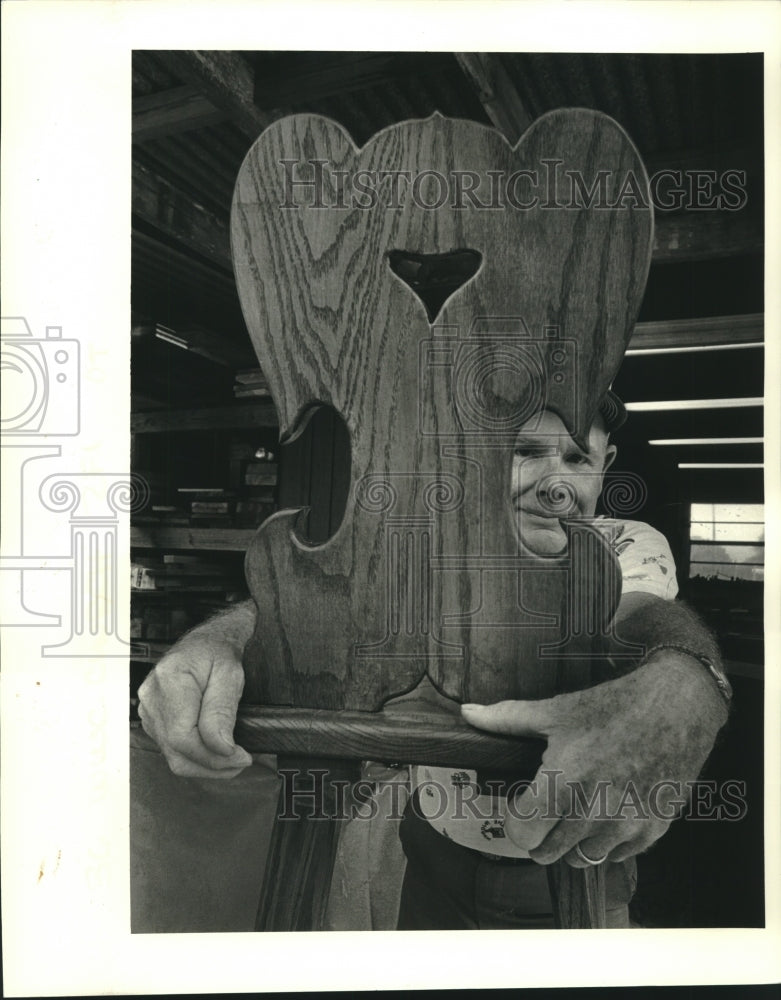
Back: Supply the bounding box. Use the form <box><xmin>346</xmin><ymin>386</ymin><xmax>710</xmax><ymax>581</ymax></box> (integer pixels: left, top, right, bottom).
<box><xmin>1</xmin><ymin>1</ymin><xmax>779</xmax><ymax>994</ymax></box>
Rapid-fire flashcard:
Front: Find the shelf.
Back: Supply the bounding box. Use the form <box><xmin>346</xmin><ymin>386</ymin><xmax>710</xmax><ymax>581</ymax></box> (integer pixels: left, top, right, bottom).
<box><xmin>131</xmin><ymin>588</ymin><xmax>247</xmax><ymax>596</ymax></box>
<box><xmin>131</xmin><ymin>525</ymin><xmax>257</xmax><ymax>551</ymax></box>
<box><xmin>131</xmin><ymin>402</ymin><xmax>278</xmax><ymax>433</ymax></box>
<box><xmin>130</xmin><ymin>641</ymin><xmax>172</xmax><ymax>663</ymax></box>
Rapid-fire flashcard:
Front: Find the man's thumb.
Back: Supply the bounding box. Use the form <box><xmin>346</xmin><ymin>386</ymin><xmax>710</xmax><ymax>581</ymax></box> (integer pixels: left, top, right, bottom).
<box><xmin>199</xmin><ymin>661</ymin><xmax>249</xmax><ymax>759</ymax></box>
<box><xmin>199</xmin><ymin>707</ymin><xmax>250</xmax><ymax>760</ymax></box>
<box><xmin>461</xmin><ymin>699</ymin><xmax>553</xmax><ymax>739</ymax></box>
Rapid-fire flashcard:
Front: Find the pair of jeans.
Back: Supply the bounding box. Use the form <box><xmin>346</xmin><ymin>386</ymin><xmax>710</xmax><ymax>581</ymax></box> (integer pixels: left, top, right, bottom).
<box><xmin>397</xmin><ymin>792</ymin><xmax>634</xmax><ymax>930</ymax></box>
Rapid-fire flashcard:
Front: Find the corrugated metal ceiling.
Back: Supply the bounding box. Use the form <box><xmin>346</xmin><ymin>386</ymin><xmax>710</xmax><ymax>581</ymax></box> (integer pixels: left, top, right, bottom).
<box><xmin>130</xmin><ymin>49</ymin><xmax>765</xmax><ymax>439</ymax></box>
<box><xmin>132</xmin><ymin>50</ymin><xmax>763</xmax><ymax>222</ymax></box>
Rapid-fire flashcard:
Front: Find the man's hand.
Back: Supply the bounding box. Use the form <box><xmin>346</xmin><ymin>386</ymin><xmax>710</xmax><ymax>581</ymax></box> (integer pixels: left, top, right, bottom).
<box><xmin>461</xmin><ymin>651</ymin><xmax>728</xmax><ymax>867</ymax></box>
<box><xmin>138</xmin><ymin>640</ymin><xmax>253</xmax><ymax>779</ymax></box>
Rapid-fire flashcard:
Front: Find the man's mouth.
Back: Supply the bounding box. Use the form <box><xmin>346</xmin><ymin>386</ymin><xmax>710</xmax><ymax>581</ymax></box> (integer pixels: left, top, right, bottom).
<box><xmin>516</xmin><ymin>507</ymin><xmax>562</xmax><ymax>521</ymax></box>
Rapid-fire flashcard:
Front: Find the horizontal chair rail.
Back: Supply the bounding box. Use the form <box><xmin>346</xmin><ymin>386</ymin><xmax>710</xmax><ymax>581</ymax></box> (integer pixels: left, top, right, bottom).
<box><xmin>236</xmin><ymin>705</ymin><xmax>545</xmax><ymax>771</ymax></box>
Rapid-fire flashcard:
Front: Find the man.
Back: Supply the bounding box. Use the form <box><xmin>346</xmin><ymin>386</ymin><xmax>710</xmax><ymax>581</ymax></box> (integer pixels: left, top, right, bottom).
<box><xmin>138</xmin><ymin>393</ymin><xmax>731</xmax><ymax>929</ymax></box>
<box><xmin>396</xmin><ymin>395</ymin><xmax>698</xmax><ymax>928</ymax></box>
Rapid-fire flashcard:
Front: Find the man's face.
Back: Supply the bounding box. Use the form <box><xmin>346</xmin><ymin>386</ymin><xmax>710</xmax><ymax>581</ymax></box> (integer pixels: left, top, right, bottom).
<box><xmin>511</xmin><ymin>409</ymin><xmax>617</xmax><ymax>555</ymax></box>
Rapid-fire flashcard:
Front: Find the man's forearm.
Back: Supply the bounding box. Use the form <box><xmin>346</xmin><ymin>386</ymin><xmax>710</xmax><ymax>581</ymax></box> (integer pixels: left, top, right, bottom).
<box><xmin>615</xmin><ymin>594</ymin><xmax>721</xmax><ymax>665</ymax></box>
<box><xmin>174</xmin><ymin>598</ymin><xmax>257</xmax><ymax>659</ymax></box>
<box><xmin>614</xmin><ymin>594</ymin><xmax>729</xmax><ymax>732</ymax></box>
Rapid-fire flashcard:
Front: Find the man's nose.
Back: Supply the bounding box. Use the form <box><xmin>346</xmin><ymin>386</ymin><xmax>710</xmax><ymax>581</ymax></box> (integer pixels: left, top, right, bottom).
<box><xmin>536</xmin><ymin>458</ymin><xmax>579</xmax><ymax>514</ymax></box>
<box><xmin>535</xmin><ymin>452</ymin><xmax>566</xmax><ymax>485</ymax></box>
<box><xmin>515</xmin><ymin>452</ymin><xmax>562</xmax><ymax>488</ymax></box>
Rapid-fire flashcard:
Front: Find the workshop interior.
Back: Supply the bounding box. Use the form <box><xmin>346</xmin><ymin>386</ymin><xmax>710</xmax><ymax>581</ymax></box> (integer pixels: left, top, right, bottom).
<box><xmin>129</xmin><ymin>51</ymin><xmax>764</xmax><ymax>931</ymax></box>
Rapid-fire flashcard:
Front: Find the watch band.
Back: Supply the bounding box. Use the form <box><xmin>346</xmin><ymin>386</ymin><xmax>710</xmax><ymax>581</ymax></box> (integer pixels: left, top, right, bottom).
<box><xmin>640</xmin><ymin>643</ymin><xmax>733</xmax><ymax>706</ymax></box>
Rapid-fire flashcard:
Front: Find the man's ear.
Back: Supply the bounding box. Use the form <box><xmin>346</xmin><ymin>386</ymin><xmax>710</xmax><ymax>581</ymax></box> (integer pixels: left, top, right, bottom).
<box><xmin>602</xmin><ymin>444</ymin><xmax>618</xmax><ymax>472</ymax></box>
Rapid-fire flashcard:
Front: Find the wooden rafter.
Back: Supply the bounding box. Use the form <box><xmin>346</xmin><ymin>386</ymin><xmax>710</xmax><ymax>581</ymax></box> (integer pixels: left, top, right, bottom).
<box><xmin>630</xmin><ymin>313</ymin><xmax>763</xmax><ymax>351</ymax></box>
<box><xmin>253</xmin><ymin>52</ymin><xmax>403</xmax><ymax>108</ymax></box>
<box><xmin>133</xmin><ymin>85</ymin><xmax>226</xmax><ymax>142</ymax></box>
<box><xmin>454</xmin><ymin>53</ymin><xmax>533</xmax><ymax>143</ymax></box>
<box><xmin>158</xmin><ymin>50</ymin><xmax>282</xmax><ymax>139</ymax></box>
<box><xmin>132</xmin><ymin>160</ymin><xmax>232</xmax><ymax>271</ymax></box>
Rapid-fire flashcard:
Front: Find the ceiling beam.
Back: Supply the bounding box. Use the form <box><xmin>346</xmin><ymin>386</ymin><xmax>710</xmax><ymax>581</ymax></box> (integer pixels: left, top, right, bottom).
<box><xmin>159</xmin><ymin>50</ymin><xmax>281</xmax><ymax>139</ymax></box>
<box><xmin>133</xmin><ymin>85</ymin><xmax>226</xmax><ymax>142</ymax></box>
<box><xmin>253</xmin><ymin>52</ymin><xmax>402</xmax><ymax>108</ymax></box>
<box><xmin>454</xmin><ymin>53</ymin><xmax>533</xmax><ymax>144</ymax></box>
<box><xmin>645</xmin><ymin>444</ymin><xmax>764</xmax><ymax>464</ymax></box>
<box><xmin>131</xmin><ymin>225</ymin><xmax>240</xmax><ymax>304</ymax></box>
<box><xmin>653</xmin><ymin>210</ymin><xmax>762</xmax><ymax>263</ymax></box>
<box><xmin>132</xmin><ymin>160</ymin><xmax>232</xmax><ymax>271</ymax></box>
<box><xmin>616</xmin><ymin>406</ymin><xmax>764</xmax><ymax>441</ymax></box>
<box><xmin>629</xmin><ymin>313</ymin><xmax>763</xmax><ymax>351</ymax></box>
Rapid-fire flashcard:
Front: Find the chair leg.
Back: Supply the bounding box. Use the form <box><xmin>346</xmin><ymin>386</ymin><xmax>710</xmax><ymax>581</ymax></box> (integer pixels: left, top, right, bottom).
<box><xmin>256</xmin><ymin>756</ymin><xmax>361</xmax><ymax>931</ymax></box>
<box><xmin>547</xmin><ymin>859</ymin><xmax>606</xmax><ymax>928</ymax></box>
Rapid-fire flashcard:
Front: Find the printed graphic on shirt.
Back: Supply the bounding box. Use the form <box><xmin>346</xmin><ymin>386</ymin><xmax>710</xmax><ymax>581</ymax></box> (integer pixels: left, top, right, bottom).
<box><xmin>412</xmin><ymin>765</ymin><xmax>532</xmax><ymax>859</ymax></box>
<box><xmin>597</xmin><ymin>519</ymin><xmax>678</xmax><ymax>600</ymax></box>
<box><xmin>481</xmin><ymin>818</ymin><xmax>506</xmax><ymax>840</ymax></box>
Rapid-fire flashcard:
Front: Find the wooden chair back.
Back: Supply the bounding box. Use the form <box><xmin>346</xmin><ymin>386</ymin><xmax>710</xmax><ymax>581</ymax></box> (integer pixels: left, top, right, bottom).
<box><xmin>231</xmin><ymin>109</ymin><xmax>653</xmax><ymax>929</ymax></box>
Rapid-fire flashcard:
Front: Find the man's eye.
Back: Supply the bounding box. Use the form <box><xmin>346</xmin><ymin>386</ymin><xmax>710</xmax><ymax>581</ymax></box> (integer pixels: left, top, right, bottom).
<box><xmin>565</xmin><ymin>452</ymin><xmax>590</xmax><ymax>465</ymax></box>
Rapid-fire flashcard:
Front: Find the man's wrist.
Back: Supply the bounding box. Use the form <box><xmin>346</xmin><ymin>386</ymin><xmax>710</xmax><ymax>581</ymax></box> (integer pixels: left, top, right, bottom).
<box><xmin>175</xmin><ymin>600</ymin><xmax>256</xmax><ymax>660</ymax></box>
<box><xmin>639</xmin><ymin>643</ymin><xmax>732</xmax><ymax>708</ymax></box>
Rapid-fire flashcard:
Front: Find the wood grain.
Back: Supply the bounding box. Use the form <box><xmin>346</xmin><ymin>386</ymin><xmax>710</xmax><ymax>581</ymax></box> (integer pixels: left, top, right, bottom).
<box><xmin>232</xmin><ymin>111</ymin><xmax>653</xmax><ymax>712</ymax></box>
<box><xmin>236</xmin><ymin>705</ymin><xmax>545</xmax><ymax>770</ymax></box>
<box><xmin>229</xmin><ymin>111</ymin><xmax>656</xmax><ymax>931</ymax></box>
<box><xmin>255</xmin><ymin>756</ymin><xmax>360</xmax><ymax>931</ymax></box>
<box><xmin>548</xmin><ymin>860</ymin><xmax>606</xmax><ymax>929</ymax></box>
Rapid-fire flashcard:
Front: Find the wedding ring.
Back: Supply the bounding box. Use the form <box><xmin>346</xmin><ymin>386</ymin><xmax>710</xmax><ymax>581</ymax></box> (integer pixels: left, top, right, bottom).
<box><xmin>575</xmin><ymin>843</ymin><xmax>608</xmax><ymax>866</ymax></box>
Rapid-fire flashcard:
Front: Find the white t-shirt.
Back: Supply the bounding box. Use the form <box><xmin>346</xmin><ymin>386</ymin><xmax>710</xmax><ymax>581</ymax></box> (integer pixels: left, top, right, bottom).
<box><xmin>412</xmin><ymin>517</ymin><xmax>678</xmax><ymax>858</ymax></box>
